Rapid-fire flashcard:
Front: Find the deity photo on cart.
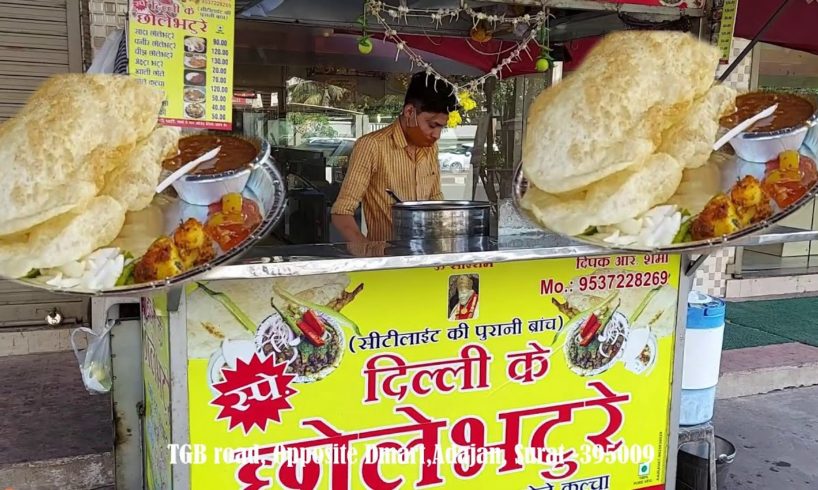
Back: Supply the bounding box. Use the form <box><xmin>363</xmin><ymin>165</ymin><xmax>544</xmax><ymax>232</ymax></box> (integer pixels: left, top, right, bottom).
<box><xmin>448</xmin><ymin>274</ymin><xmax>480</xmax><ymax>321</ymax></box>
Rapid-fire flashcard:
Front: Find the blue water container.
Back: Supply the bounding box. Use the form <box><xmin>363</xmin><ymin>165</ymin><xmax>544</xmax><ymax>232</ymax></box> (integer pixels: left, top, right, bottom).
<box><xmin>680</xmin><ymin>291</ymin><xmax>726</xmax><ymax>426</ymax></box>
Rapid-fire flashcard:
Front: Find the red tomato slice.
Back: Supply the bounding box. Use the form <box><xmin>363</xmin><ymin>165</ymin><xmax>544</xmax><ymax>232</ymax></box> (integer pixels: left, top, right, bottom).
<box><xmin>302</xmin><ymin>310</ymin><xmax>326</xmax><ymax>336</ymax></box>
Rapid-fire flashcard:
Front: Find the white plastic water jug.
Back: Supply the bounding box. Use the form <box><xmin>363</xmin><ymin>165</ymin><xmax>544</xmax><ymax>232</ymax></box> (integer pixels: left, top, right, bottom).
<box><xmin>680</xmin><ymin>291</ymin><xmax>726</xmax><ymax>426</ymax></box>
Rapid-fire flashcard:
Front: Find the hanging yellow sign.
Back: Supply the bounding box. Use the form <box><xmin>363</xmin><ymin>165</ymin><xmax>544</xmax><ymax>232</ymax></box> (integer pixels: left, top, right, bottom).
<box><xmin>183</xmin><ymin>255</ymin><xmax>681</xmax><ymax>489</ymax></box>
<box><xmin>128</xmin><ymin>0</ymin><xmax>234</xmax><ymax>130</ymax></box>
<box><xmin>717</xmin><ymin>0</ymin><xmax>740</xmax><ymax>64</ymax></box>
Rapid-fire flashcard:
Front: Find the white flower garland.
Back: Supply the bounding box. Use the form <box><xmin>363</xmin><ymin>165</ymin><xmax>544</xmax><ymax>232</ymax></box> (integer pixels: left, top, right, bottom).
<box><xmin>366</xmin><ymin>0</ymin><xmax>548</xmax><ymax>95</ymax></box>
<box><xmin>367</xmin><ymin>0</ymin><xmax>547</xmax><ymax>30</ymax></box>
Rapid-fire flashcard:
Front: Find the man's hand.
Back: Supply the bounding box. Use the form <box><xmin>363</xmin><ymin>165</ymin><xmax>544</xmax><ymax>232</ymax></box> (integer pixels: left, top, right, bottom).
<box><xmin>331</xmin><ymin>214</ymin><xmax>375</xmax><ymax>257</ymax></box>
<box><xmin>345</xmin><ymin>239</ymin><xmax>390</xmax><ymax>257</ymax></box>
<box><xmin>332</xmin><ymin>214</ymin><xmax>366</xmax><ymax>242</ymax></box>
<box><xmin>346</xmin><ymin>239</ymin><xmax>370</xmax><ymax>257</ymax></box>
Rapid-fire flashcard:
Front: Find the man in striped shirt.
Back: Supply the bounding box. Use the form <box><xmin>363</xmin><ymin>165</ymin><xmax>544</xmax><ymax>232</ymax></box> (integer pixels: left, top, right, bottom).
<box><xmin>331</xmin><ymin>72</ymin><xmax>458</xmax><ymax>248</ymax></box>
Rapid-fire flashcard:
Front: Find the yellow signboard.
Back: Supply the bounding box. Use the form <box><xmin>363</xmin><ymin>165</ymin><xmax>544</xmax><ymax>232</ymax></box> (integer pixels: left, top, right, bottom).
<box><xmin>184</xmin><ymin>255</ymin><xmax>680</xmax><ymax>489</ymax></box>
<box><xmin>128</xmin><ymin>0</ymin><xmax>234</xmax><ymax>130</ymax></box>
<box><xmin>717</xmin><ymin>0</ymin><xmax>740</xmax><ymax>64</ymax></box>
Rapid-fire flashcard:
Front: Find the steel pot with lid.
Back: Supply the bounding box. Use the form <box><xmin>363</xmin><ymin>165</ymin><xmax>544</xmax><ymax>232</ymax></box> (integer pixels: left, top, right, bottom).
<box><xmin>391</xmin><ymin>200</ymin><xmax>491</xmax><ymax>240</ymax></box>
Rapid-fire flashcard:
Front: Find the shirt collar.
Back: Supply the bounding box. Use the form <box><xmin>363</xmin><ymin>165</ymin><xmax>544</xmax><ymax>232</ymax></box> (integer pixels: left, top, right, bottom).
<box><xmin>390</xmin><ymin>120</ymin><xmax>409</xmax><ymax>149</ymax></box>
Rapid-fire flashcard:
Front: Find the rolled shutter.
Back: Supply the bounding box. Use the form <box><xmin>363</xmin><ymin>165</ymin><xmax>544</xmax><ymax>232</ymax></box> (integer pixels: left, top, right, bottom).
<box><xmin>0</xmin><ymin>0</ymin><xmax>87</xmax><ymax>328</ymax></box>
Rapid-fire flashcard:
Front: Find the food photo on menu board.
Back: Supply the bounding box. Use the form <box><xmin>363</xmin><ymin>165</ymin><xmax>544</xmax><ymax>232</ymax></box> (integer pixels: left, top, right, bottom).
<box><xmin>185</xmin><ymin>70</ymin><xmax>206</xmax><ymax>87</ymax></box>
<box><xmin>184</xmin><ymin>36</ymin><xmax>207</xmax><ymax>120</ymax></box>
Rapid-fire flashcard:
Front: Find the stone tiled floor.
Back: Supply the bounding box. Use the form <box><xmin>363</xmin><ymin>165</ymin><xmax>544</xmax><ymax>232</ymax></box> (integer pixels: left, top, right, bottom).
<box><xmin>716</xmin><ymin>386</ymin><xmax>818</xmax><ymax>489</ymax></box>
<box><xmin>0</xmin><ymin>351</ymin><xmax>113</xmax><ymax>465</ymax></box>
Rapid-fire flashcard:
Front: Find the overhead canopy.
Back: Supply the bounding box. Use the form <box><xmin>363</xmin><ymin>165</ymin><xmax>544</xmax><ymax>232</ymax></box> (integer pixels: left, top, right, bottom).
<box><xmin>234</xmin><ymin>21</ymin><xmax>482</xmax><ymax>76</ymax></box>
<box><xmin>235</xmin><ymin>0</ymin><xmax>699</xmax><ymax>79</ymax></box>
<box><xmin>557</xmin><ymin>0</ymin><xmax>818</xmax><ymax>77</ymax></box>
<box><xmin>735</xmin><ymin>0</ymin><xmax>818</xmax><ymax>56</ymax></box>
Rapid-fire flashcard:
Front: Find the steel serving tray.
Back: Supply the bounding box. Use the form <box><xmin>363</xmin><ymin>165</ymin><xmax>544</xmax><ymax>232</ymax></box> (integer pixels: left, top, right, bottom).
<box><xmin>16</xmin><ymin>155</ymin><xmax>287</xmax><ymax>296</ymax></box>
<box><xmin>512</xmin><ymin>146</ymin><xmax>818</xmax><ymax>253</ymax></box>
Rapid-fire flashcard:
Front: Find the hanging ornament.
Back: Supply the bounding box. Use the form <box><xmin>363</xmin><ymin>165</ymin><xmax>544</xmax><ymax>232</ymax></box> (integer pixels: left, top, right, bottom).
<box><xmin>535</xmin><ymin>14</ymin><xmax>552</xmax><ymax>72</ymax></box>
<box><xmin>358</xmin><ymin>36</ymin><xmax>373</xmax><ymax>54</ymax></box>
<box><xmin>357</xmin><ymin>12</ymin><xmax>373</xmax><ymax>55</ymax></box>
<box><xmin>395</xmin><ymin>41</ymin><xmax>406</xmax><ymax>62</ymax></box>
<box><xmin>448</xmin><ymin>90</ymin><xmax>478</xmax><ymax>129</ymax></box>
<box><xmin>365</xmin><ymin>0</ymin><xmax>545</xmax><ymax>99</ymax></box>
<box><xmin>470</xmin><ymin>20</ymin><xmax>492</xmax><ymax>42</ymax></box>
<box><xmin>458</xmin><ymin>91</ymin><xmax>477</xmax><ymax>112</ymax></box>
<box><xmin>365</xmin><ymin>0</ymin><xmax>545</xmax><ymax>29</ymax></box>
<box><xmin>447</xmin><ymin>110</ymin><xmax>463</xmax><ymax>128</ymax></box>
<box><xmin>397</xmin><ymin>2</ymin><xmax>410</xmax><ymax>23</ymax></box>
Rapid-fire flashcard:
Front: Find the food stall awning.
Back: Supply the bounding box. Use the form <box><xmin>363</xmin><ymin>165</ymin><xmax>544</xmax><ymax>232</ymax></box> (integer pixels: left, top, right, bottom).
<box><xmin>557</xmin><ymin>0</ymin><xmax>818</xmax><ymax>75</ymax></box>
<box><xmin>735</xmin><ymin>0</ymin><xmax>818</xmax><ymax>56</ymax></box>
<box><xmin>236</xmin><ymin>0</ymin><xmax>698</xmax><ymax>79</ymax></box>
<box><xmin>234</xmin><ymin>21</ymin><xmax>483</xmax><ymax>76</ymax></box>
<box><xmin>367</xmin><ymin>33</ymin><xmax>557</xmax><ymax>77</ymax></box>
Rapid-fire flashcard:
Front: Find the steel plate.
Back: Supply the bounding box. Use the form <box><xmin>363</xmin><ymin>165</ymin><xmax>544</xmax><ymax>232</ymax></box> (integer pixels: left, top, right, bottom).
<box><xmin>15</xmin><ymin>156</ymin><xmax>287</xmax><ymax>296</ymax></box>
<box><xmin>512</xmin><ymin>146</ymin><xmax>818</xmax><ymax>253</ymax></box>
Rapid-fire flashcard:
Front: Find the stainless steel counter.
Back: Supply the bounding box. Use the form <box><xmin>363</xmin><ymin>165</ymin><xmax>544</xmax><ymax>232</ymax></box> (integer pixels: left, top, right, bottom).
<box><xmin>198</xmin><ymin>226</ymin><xmax>818</xmax><ymax>280</ymax></box>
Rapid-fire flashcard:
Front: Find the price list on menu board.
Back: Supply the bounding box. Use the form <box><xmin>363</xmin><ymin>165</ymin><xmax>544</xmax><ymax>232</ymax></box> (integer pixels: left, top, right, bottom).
<box><xmin>716</xmin><ymin>0</ymin><xmax>739</xmax><ymax>64</ymax></box>
<box><xmin>128</xmin><ymin>0</ymin><xmax>235</xmax><ymax>130</ymax></box>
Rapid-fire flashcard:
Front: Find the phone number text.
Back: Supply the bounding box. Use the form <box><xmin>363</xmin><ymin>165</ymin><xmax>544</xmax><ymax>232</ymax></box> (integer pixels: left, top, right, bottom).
<box><xmin>577</xmin><ymin>271</ymin><xmax>669</xmax><ymax>292</ymax></box>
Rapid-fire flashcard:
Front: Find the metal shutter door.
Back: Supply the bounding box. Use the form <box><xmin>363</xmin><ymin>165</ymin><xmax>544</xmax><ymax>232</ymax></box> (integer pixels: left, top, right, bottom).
<box><xmin>0</xmin><ymin>0</ymin><xmax>82</xmax><ymax>121</ymax></box>
<box><xmin>0</xmin><ymin>281</ymin><xmax>88</xmax><ymax>328</ymax></box>
<box><xmin>0</xmin><ymin>0</ymin><xmax>87</xmax><ymax>327</ymax></box>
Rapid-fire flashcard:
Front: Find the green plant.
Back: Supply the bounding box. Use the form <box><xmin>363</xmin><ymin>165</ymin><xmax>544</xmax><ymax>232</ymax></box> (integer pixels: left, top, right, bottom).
<box><xmin>289</xmin><ymin>113</ymin><xmax>338</xmax><ymax>138</ymax></box>
<box><xmin>287</xmin><ymin>77</ymin><xmax>349</xmax><ymax>107</ymax></box>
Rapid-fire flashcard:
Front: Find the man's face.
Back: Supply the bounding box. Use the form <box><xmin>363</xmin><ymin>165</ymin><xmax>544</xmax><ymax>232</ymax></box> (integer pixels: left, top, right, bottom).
<box><xmin>456</xmin><ymin>276</ymin><xmax>474</xmax><ymax>304</ymax></box>
<box><xmin>404</xmin><ymin>104</ymin><xmax>447</xmax><ymax>144</ymax></box>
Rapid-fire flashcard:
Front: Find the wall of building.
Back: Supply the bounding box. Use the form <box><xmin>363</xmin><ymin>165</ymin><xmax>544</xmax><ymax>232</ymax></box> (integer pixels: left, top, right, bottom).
<box><xmin>86</xmin><ymin>0</ymin><xmax>126</xmax><ymax>57</ymax></box>
<box><xmin>759</xmin><ymin>42</ymin><xmax>818</xmax><ymax>89</ymax></box>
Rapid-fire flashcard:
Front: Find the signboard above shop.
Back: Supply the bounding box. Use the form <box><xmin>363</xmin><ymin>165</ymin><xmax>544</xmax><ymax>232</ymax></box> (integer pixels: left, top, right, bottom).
<box><xmin>128</xmin><ymin>0</ymin><xmax>236</xmax><ymax>130</ymax></box>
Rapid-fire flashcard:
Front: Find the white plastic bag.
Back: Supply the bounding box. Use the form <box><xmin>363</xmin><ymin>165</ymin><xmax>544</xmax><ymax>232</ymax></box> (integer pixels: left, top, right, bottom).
<box><xmin>71</xmin><ymin>320</ymin><xmax>115</xmax><ymax>394</ymax></box>
<box><xmin>86</xmin><ymin>29</ymin><xmax>128</xmax><ymax>75</ymax></box>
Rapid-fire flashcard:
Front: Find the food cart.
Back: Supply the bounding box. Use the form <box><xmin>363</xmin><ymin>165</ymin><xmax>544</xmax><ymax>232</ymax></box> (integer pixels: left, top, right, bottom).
<box><xmin>85</xmin><ymin>1</ymin><xmax>769</xmax><ymax>489</ymax></box>
<box><xmin>106</xmin><ymin>227</ymin><xmax>816</xmax><ymax>490</ymax></box>
<box><xmin>5</xmin><ymin>0</ymin><xmax>811</xmax><ymax>489</ymax></box>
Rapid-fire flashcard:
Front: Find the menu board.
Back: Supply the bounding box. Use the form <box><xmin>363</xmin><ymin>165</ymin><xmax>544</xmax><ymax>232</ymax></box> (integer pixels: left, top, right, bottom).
<box><xmin>128</xmin><ymin>0</ymin><xmax>235</xmax><ymax>130</ymax></box>
<box><xmin>182</xmin><ymin>255</ymin><xmax>681</xmax><ymax>489</ymax></box>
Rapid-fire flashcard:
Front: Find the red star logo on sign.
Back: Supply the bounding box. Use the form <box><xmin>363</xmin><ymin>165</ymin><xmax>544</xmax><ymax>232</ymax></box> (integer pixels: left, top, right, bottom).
<box><xmin>210</xmin><ymin>354</ymin><xmax>298</xmax><ymax>434</ymax></box>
